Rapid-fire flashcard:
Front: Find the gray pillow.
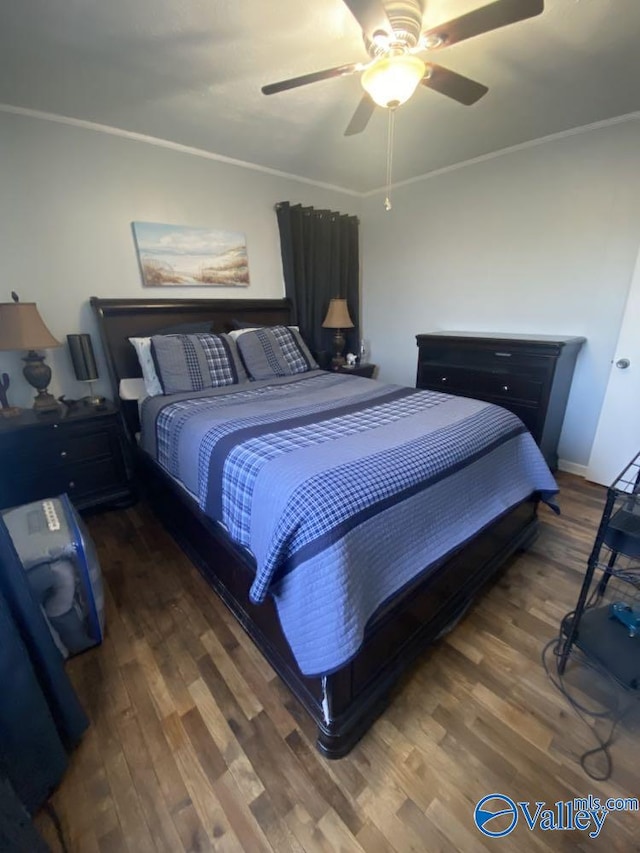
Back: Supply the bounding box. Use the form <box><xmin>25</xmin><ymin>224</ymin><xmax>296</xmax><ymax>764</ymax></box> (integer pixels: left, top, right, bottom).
<box><xmin>151</xmin><ymin>332</ymin><xmax>248</xmax><ymax>394</ymax></box>
<box><xmin>236</xmin><ymin>326</ymin><xmax>318</xmax><ymax>380</ymax></box>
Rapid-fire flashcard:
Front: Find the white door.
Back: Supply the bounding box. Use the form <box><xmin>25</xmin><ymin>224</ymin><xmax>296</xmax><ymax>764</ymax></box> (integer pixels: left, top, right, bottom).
<box><xmin>587</xmin><ymin>243</ymin><xmax>640</xmax><ymax>485</ymax></box>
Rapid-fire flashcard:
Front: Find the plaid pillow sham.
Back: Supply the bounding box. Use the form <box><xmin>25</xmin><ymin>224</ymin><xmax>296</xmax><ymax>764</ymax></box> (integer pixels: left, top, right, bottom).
<box><xmin>236</xmin><ymin>325</ymin><xmax>318</xmax><ymax>380</ymax></box>
<box><xmin>151</xmin><ymin>332</ymin><xmax>248</xmax><ymax>394</ymax></box>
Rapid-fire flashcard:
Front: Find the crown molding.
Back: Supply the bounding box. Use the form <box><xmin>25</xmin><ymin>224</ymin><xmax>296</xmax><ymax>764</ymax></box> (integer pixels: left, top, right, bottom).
<box><xmin>2</xmin><ymin>103</ymin><xmax>638</xmax><ymax>199</ymax></box>
<box><xmin>0</xmin><ymin>104</ymin><xmax>360</xmax><ymax>198</ymax></box>
<box><xmin>362</xmin><ymin>111</ymin><xmax>640</xmax><ymax>198</ymax></box>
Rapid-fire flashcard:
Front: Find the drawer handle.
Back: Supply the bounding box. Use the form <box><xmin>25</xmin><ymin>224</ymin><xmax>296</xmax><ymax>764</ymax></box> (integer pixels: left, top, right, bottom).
<box><xmin>68</xmin><ymin>481</ymin><xmax>75</xmax><ymax>489</ymax></box>
<box><xmin>502</xmin><ymin>385</ymin><xmax>509</xmax><ymax>392</ymax></box>
<box><xmin>494</xmin><ymin>352</ymin><xmax>512</xmax><ymax>357</ymax></box>
<box><xmin>441</xmin><ymin>376</ymin><xmax>448</xmax><ymax>383</ymax></box>
<box><xmin>60</xmin><ymin>450</ymin><xmax>67</xmax><ymax>458</ymax></box>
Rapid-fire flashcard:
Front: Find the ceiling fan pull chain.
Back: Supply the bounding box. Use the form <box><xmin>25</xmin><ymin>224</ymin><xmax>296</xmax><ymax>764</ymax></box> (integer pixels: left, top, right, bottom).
<box><xmin>384</xmin><ymin>107</ymin><xmax>395</xmax><ymax>211</ymax></box>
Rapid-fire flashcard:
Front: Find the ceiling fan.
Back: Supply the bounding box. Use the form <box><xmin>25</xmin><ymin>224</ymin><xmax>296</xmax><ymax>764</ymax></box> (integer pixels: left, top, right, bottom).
<box><xmin>262</xmin><ymin>0</ymin><xmax>544</xmax><ymax>136</ymax></box>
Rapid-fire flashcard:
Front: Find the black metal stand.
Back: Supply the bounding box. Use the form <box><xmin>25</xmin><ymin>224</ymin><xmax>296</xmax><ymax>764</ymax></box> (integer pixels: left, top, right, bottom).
<box><xmin>558</xmin><ymin>451</ymin><xmax>640</xmax><ymax>682</ymax></box>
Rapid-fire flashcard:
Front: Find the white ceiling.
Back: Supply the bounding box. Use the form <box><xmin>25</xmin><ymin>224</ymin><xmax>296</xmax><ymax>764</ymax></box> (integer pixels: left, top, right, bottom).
<box><xmin>1</xmin><ymin>0</ymin><xmax>638</xmax><ymax>193</ymax></box>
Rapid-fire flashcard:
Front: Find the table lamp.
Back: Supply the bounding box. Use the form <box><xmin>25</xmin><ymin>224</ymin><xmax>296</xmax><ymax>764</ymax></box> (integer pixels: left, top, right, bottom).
<box><xmin>0</xmin><ymin>295</ymin><xmax>60</xmax><ymax>413</ymax></box>
<box><xmin>322</xmin><ymin>298</ymin><xmax>354</xmax><ymax>368</ymax></box>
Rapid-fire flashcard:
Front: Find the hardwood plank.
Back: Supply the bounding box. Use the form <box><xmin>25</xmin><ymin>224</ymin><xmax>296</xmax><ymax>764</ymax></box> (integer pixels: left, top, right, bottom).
<box><xmin>197</xmin><ymin>653</ymin><xmax>254</xmax><ymax>744</ymax></box>
<box><xmin>286</xmin><ymin>804</ymin><xmax>368</xmax><ymax>853</ymax></box>
<box><xmin>120</xmin><ymin>660</ymin><xmax>194</xmax><ymax>814</ymax></box>
<box><xmin>99</xmin><ymin>750</ymin><xmax>156</xmax><ymax>853</ymax></box>
<box><xmin>241</xmin><ymin>710</ymin><xmax>329</xmax><ymax>823</ymax></box>
<box><xmin>356</xmin><ymin>782</ymin><xmax>429</xmax><ymax>852</ymax></box>
<box><xmin>171</xmin><ymin>802</ymin><xmax>214</xmax><ymax>853</ymax></box>
<box><xmin>134</xmin><ymin>639</ymin><xmax>177</xmax><ymax>720</ymax></box>
<box><xmin>97</xmin><ymin>824</ymin><xmax>129</xmax><ymax>853</ymax></box>
<box><xmin>355</xmin><ymin>820</ymin><xmax>394</xmax><ymax>852</ymax></box>
<box><xmin>200</xmin><ymin>627</ymin><xmax>263</xmax><ymax>720</ymax></box>
<box><xmin>213</xmin><ymin>771</ymin><xmax>272</xmax><ymax>853</ymax></box>
<box><xmin>396</xmin><ymin>797</ymin><xmax>464</xmax><ymax>853</ymax></box>
<box><xmin>161</xmin><ymin>712</ymin><xmax>241</xmax><ymax>849</ymax></box>
<box><xmin>285</xmin><ymin>729</ymin><xmax>364</xmax><ymax>835</ymax></box>
<box><xmin>180</xmin><ymin>706</ymin><xmax>227</xmax><ymax>786</ymax></box>
<box><xmin>116</xmin><ymin>712</ymin><xmax>186</xmax><ymax>853</ymax></box>
<box><xmin>249</xmin><ymin>791</ymin><xmax>306</xmax><ymax>853</ymax></box>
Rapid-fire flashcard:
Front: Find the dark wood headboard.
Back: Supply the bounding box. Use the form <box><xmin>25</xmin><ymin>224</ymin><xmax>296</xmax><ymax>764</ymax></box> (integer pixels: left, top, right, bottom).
<box><xmin>90</xmin><ymin>296</ymin><xmax>293</xmax><ymax>437</ymax></box>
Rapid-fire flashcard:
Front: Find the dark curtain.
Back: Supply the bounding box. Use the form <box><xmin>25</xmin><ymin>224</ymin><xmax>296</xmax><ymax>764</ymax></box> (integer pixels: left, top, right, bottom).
<box><xmin>0</xmin><ymin>518</ymin><xmax>88</xmax><ymax>826</ymax></box>
<box><xmin>276</xmin><ymin>202</ymin><xmax>360</xmax><ymax>368</ymax></box>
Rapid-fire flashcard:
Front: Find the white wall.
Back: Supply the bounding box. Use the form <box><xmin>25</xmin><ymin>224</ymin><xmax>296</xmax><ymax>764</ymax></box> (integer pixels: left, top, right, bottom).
<box><xmin>0</xmin><ymin>110</ymin><xmax>359</xmax><ymax>406</ymax></box>
<box><xmin>361</xmin><ymin>118</ymin><xmax>640</xmax><ymax>469</ymax></box>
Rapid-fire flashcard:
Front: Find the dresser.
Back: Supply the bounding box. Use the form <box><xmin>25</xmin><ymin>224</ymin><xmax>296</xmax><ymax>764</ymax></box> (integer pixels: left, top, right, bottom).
<box><xmin>0</xmin><ymin>401</ymin><xmax>133</xmax><ymax>511</ymax></box>
<box><xmin>415</xmin><ymin>332</ymin><xmax>585</xmax><ymax>470</ymax></box>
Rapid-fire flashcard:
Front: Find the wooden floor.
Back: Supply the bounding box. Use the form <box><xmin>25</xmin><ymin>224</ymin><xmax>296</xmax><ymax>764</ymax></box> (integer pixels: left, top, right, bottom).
<box><xmin>36</xmin><ymin>473</ymin><xmax>640</xmax><ymax>852</ymax></box>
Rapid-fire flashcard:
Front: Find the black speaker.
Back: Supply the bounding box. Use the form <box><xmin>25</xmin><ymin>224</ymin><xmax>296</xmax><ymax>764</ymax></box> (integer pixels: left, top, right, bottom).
<box><xmin>67</xmin><ymin>334</ymin><xmax>103</xmax><ymax>405</ymax></box>
<box><xmin>67</xmin><ymin>334</ymin><xmax>97</xmax><ymax>381</ymax></box>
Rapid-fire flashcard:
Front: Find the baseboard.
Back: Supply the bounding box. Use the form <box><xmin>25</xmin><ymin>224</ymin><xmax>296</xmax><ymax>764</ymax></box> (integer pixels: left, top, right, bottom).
<box><xmin>557</xmin><ymin>459</ymin><xmax>587</xmax><ymax>478</ymax></box>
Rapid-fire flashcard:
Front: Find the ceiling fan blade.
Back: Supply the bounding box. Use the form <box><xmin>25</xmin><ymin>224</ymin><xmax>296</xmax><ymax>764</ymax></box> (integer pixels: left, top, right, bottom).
<box><xmin>423</xmin><ymin>0</ymin><xmax>544</xmax><ymax>49</ymax></box>
<box><xmin>344</xmin><ymin>95</ymin><xmax>376</xmax><ymax>136</ymax></box>
<box><xmin>262</xmin><ymin>62</ymin><xmax>361</xmax><ymax>95</ymax></box>
<box><xmin>342</xmin><ymin>0</ymin><xmax>393</xmax><ymax>41</ymax></box>
<box><xmin>422</xmin><ymin>64</ymin><xmax>489</xmax><ymax>105</ymax></box>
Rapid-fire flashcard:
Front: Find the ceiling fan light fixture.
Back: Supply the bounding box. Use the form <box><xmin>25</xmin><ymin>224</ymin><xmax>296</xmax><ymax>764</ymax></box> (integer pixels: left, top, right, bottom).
<box><xmin>361</xmin><ymin>54</ymin><xmax>426</xmax><ymax>108</ymax></box>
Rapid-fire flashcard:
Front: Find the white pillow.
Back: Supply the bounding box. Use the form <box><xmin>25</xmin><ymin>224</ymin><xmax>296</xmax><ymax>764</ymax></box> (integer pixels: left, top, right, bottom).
<box><xmin>118</xmin><ymin>377</ymin><xmax>147</xmax><ymax>401</ymax></box>
<box><xmin>228</xmin><ymin>325</ymin><xmax>299</xmax><ymax>340</ymax></box>
<box><xmin>128</xmin><ymin>337</ymin><xmax>163</xmax><ymax>396</ymax></box>
<box><xmin>228</xmin><ymin>326</ymin><xmax>261</xmax><ymax>340</ymax></box>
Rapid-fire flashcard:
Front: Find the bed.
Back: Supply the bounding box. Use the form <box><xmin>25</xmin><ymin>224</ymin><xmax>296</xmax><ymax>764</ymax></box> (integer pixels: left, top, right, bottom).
<box><xmin>91</xmin><ymin>296</ymin><xmax>557</xmax><ymax>757</ymax></box>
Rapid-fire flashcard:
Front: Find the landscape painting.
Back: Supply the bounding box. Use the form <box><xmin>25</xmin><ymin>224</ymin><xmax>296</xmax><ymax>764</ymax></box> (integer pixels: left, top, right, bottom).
<box><xmin>132</xmin><ymin>222</ymin><xmax>250</xmax><ymax>287</ymax></box>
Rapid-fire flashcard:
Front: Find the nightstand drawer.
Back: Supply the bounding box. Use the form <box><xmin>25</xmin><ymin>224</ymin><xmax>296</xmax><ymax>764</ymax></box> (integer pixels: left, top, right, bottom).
<box><xmin>10</xmin><ymin>427</ymin><xmax>112</xmax><ymax>469</ymax></box>
<box><xmin>17</xmin><ymin>458</ymin><xmax>126</xmax><ymax>506</ymax></box>
<box><xmin>418</xmin><ymin>364</ymin><xmax>543</xmax><ymax>404</ymax></box>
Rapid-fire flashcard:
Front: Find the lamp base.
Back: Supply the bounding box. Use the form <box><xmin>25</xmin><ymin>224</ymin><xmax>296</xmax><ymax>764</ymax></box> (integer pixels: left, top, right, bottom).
<box><xmin>33</xmin><ymin>390</ymin><xmax>60</xmax><ymax>412</ymax></box>
<box><xmin>23</xmin><ymin>350</ymin><xmax>59</xmax><ymax>412</ymax></box>
<box><xmin>82</xmin><ymin>395</ymin><xmax>106</xmax><ymax>408</ymax></box>
<box><xmin>331</xmin><ymin>328</ymin><xmax>347</xmax><ymax>369</ymax></box>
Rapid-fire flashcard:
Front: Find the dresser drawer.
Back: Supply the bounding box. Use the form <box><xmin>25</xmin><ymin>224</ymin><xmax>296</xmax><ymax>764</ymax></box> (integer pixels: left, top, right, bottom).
<box><xmin>417</xmin><ymin>342</ymin><xmax>559</xmax><ymax>372</ymax></box>
<box><xmin>418</xmin><ymin>364</ymin><xmax>543</xmax><ymax>404</ymax></box>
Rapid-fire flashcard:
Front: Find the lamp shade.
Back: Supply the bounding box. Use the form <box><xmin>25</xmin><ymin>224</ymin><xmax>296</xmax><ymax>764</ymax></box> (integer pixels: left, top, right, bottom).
<box><xmin>0</xmin><ymin>302</ymin><xmax>60</xmax><ymax>351</ymax></box>
<box><xmin>361</xmin><ymin>54</ymin><xmax>426</xmax><ymax>108</ymax></box>
<box><xmin>67</xmin><ymin>334</ymin><xmax>98</xmax><ymax>382</ymax></box>
<box><xmin>322</xmin><ymin>298</ymin><xmax>354</xmax><ymax>330</ymax></box>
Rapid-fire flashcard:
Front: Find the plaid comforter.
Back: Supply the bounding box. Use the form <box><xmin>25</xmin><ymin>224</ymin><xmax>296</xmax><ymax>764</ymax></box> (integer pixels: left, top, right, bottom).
<box><xmin>141</xmin><ymin>370</ymin><xmax>557</xmax><ymax>676</ymax></box>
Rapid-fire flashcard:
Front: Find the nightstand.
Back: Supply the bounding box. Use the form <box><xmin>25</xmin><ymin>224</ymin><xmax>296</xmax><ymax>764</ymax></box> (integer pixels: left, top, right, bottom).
<box><xmin>0</xmin><ymin>401</ymin><xmax>134</xmax><ymax>512</ymax></box>
<box><xmin>335</xmin><ymin>362</ymin><xmax>377</xmax><ymax>378</ymax></box>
